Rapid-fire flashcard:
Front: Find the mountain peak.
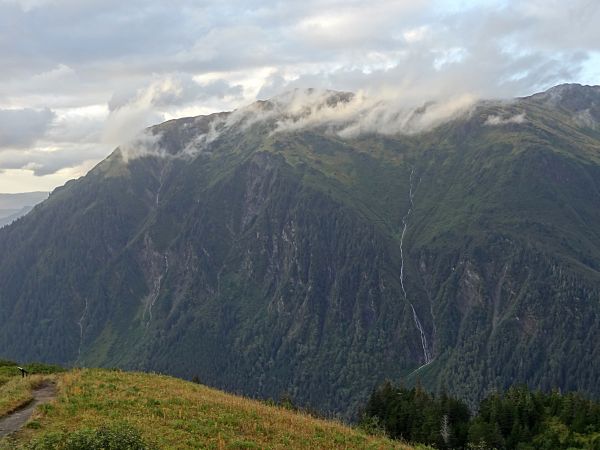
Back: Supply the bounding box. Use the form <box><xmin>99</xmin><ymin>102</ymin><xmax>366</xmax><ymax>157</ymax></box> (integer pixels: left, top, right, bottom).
<box><xmin>522</xmin><ymin>83</ymin><xmax>600</xmax><ymax>127</ymax></box>
<box><xmin>263</xmin><ymin>88</ymin><xmax>355</xmax><ymax>109</ymax></box>
<box><xmin>114</xmin><ymin>82</ymin><xmax>600</xmax><ymax>165</ymax></box>
<box><xmin>528</xmin><ymin>83</ymin><xmax>600</xmax><ymax>108</ymax></box>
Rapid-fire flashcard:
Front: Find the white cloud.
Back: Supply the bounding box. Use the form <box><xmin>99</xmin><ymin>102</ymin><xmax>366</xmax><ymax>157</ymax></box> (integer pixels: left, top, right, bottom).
<box><xmin>102</xmin><ymin>79</ymin><xmax>172</xmax><ymax>146</ymax></box>
<box><xmin>484</xmin><ymin>112</ymin><xmax>526</xmax><ymax>126</ymax></box>
<box><xmin>117</xmin><ymin>131</ymin><xmax>165</xmax><ymax>162</ymax></box>
<box><xmin>265</xmin><ymin>89</ymin><xmax>477</xmax><ymax>137</ymax></box>
<box><xmin>403</xmin><ymin>26</ymin><xmax>430</xmax><ymax>44</ymax></box>
<box><xmin>119</xmin><ymin>88</ymin><xmax>478</xmax><ymax>165</ymax></box>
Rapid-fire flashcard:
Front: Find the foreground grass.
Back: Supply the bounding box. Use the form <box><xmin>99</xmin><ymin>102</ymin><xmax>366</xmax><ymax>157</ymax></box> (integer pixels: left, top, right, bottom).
<box><xmin>0</xmin><ymin>363</ymin><xmax>25</xmax><ymax>389</ymax></box>
<box><xmin>8</xmin><ymin>369</ymin><xmax>417</xmax><ymax>449</ymax></box>
<box><xmin>0</xmin><ymin>375</ymin><xmax>49</xmax><ymax>418</ymax></box>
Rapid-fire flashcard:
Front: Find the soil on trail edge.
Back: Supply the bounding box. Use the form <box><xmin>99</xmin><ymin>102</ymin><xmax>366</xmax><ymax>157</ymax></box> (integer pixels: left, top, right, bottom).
<box><xmin>0</xmin><ymin>382</ymin><xmax>57</xmax><ymax>438</ymax></box>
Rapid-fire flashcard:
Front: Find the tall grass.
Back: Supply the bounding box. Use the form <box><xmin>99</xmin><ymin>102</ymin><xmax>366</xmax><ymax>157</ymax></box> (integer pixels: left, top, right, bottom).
<box><xmin>0</xmin><ymin>375</ymin><xmax>49</xmax><ymax>417</ymax></box>
<box><xmin>12</xmin><ymin>369</ymin><xmax>422</xmax><ymax>449</ymax></box>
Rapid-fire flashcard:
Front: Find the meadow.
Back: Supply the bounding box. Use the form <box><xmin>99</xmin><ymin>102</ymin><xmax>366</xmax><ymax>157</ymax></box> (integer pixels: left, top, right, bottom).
<box><xmin>0</xmin><ymin>367</ymin><xmax>423</xmax><ymax>449</ymax></box>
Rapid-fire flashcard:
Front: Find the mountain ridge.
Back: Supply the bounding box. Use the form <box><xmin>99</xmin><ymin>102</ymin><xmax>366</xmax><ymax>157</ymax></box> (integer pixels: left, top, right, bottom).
<box><xmin>1</xmin><ymin>84</ymin><xmax>599</xmax><ymax>418</ymax></box>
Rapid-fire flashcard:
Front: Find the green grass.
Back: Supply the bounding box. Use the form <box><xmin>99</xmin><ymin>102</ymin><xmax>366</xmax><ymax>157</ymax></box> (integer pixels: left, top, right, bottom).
<box><xmin>0</xmin><ymin>360</ymin><xmax>61</xmax><ymax>416</ymax></box>
<box><xmin>0</xmin><ymin>375</ymin><xmax>50</xmax><ymax>418</ymax></box>
<box><xmin>5</xmin><ymin>369</ymin><xmax>421</xmax><ymax>449</ymax></box>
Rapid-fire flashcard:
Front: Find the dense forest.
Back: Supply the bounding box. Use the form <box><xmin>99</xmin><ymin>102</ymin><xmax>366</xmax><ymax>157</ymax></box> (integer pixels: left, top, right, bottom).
<box><xmin>361</xmin><ymin>381</ymin><xmax>600</xmax><ymax>449</ymax></box>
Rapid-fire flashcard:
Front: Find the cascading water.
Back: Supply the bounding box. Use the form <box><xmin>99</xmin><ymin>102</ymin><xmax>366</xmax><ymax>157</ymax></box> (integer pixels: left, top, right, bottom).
<box><xmin>399</xmin><ymin>167</ymin><xmax>432</xmax><ymax>365</ymax></box>
<box><xmin>75</xmin><ymin>297</ymin><xmax>88</xmax><ymax>365</ymax></box>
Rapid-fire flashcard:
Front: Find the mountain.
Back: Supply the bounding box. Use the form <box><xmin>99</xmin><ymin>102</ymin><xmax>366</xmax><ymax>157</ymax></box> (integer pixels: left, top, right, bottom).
<box><xmin>0</xmin><ymin>84</ymin><xmax>599</xmax><ymax>418</ymax></box>
<box><xmin>0</xmin><ymin>192</ymin><xmax>48</xmax><ymax>228</ymax></box>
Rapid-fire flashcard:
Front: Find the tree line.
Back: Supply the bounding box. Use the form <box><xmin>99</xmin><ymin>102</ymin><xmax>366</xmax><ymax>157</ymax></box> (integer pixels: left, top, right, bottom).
<box><xmin>360</xmin><ymin>381</ymin><xmax>600</xmax><ymax>449</ymax></box>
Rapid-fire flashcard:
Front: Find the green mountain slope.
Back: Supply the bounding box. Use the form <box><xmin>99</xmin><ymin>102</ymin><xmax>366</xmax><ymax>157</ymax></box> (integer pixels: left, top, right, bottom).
<box><xmin>0</xmin><ymin>84</ymin><xmax>599</xmax><ymax>417</ymax></box>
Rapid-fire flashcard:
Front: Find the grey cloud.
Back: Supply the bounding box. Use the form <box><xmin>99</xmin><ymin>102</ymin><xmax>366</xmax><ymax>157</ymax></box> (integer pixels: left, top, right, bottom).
<box><xmin>1</xmin><ymin>0</ymin><xmax>597</xmax><ymax>107</ymax></box>
<box><xmin>0</xmin><ymin>142</ymin><xmax>107</xmax><ymax>175</ymax></box>
<box><xmin>121</xmin><ymin>88</ymin><xmax>477</xmax><ymax>165</ymax></box>
<box><xmin>0</xmin><ymin>108</ymin><xmax>55</xmax><ymax>148</ymax></box>
<box><xmin>0</xmin><ymin>0</ymin><xmax>599</xmax><ymax>187</ymax></box>
<box><xmin>255</xmin><ymin>4</ymin><xmax>594</xmax><ymax>105</ymax></box>
<box><xmin>263</xmin><ymin>89</ymin><xmax>477</xmax><ymax>137</ymax></box>
<box><xmin>256</xmin><ymin>74</ymin><xmax>288</xmax><ymax>100</ymax></box>
<box><xmin>103</xmin><ymin>75</ymin><xmax>244</xmax><ymax>146</ymax></box>
<box><xmin>108</xmin><ymin>76</ymin><xmax>243</xmax><ymax>112</ymax></box>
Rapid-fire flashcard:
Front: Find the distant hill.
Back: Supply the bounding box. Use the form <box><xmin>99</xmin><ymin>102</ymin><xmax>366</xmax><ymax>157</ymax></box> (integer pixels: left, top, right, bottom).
<box><xmin>0</xmin><ymin>84</ymin><xmax>599</xmax><ymax>418</ymax></box>
<box><xmin>0</xmin><ymin>192</ymin><xmax>48</xmax><ymax>228</ymax></box>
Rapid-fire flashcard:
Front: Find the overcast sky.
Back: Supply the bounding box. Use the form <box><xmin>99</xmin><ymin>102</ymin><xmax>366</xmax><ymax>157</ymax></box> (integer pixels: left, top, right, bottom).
<box><xmin>0</xmin><ymin>0</ymin><xmax>599</xmax><ymax>192</ymax></box>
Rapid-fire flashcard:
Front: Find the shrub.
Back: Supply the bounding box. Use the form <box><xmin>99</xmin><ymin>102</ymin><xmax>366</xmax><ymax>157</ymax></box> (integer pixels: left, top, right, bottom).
<box><xmin>24</xmin><ymin>363</ymin><xmax>65</xmax><ymax>375</ymax></box>
<box><xmin>27</xmin><ymin>423</ymin><xmax>154</xmax><ymax>450</ymax></box>
<box><xmin>0</xmin><ymin>359</ymin><xmax>17</xmax><ymax>367</ymax></box>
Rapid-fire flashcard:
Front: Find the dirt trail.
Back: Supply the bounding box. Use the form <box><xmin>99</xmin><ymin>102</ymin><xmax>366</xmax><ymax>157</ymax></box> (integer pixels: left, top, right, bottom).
<box><xmin>0</xmin><ymin>382</ymin><xmax>56</xmax><ymax>438</ymax></box>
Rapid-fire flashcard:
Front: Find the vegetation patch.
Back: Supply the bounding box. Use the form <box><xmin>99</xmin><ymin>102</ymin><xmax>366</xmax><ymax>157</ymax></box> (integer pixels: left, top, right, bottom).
<box><xmin>24</xmin><ymin>423</ymin><xmax>152</xmax><ymax>450</ymax></box>
<box><xmin>0</xmin><ymin>376</ymin><xmax>47</xmax><ymax>418</ymax></box>
<box><xmin>6</xmin><ymin>369</ymin><xmax>419</xmax><ymax>449</ymax></box>
<box><xmin>0</xmin><ymin>362</ymin><xmax>64</xmax><ymax>417</ymax></box>
<box><xmin>362</xmin><ymin>381</ymin><xmax>600</xmax><ymax>450</ymax></box>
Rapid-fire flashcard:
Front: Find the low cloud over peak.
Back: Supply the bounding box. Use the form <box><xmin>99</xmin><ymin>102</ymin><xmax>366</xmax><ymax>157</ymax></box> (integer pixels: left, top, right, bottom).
<box><xmin>118</xmin><ymin>87</ymin><xmax>480</xmax><ymax>162</ymax></box>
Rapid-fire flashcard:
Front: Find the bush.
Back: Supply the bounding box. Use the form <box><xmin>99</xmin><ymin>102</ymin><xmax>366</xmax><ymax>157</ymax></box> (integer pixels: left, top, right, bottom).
<box><xmin>358</xmin><ymin>415</ymin><xmax>386</xmax><ymax>437</ymax></box>
<box><xmin>27</xmin><ymin>423</ymin><xmax>154</xmax><ymax>450</ymax></box>
<box><xmin>278</xmin><ymin>392</ymin><xmax>297</xmax><ymax>411</ymax></box>
<box><xmin>0</xmin><ymin>359</ymin><xmax>17</xmax><ymax>367</ymax></box>
<box><xmin>24</xmin><ymin>363</ymin><xmax>65</xmax><ymax>375</ymax></box>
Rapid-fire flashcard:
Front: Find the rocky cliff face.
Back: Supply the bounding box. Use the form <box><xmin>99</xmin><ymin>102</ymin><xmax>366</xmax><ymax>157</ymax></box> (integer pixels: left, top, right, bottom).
<box><xmin>1</xmin><ymin>85</ymin><xmax>600</xmax><ymax>417</ymax></box>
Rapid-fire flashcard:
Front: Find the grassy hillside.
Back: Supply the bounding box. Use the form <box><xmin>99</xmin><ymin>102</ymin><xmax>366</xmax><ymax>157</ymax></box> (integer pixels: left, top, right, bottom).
<box><xmin>0</xmin><ymin>375</ymin><xmax>48</xmax><ymax>419</ymax></box>
<box><xmin>0</xmin><ymin>360</ymin><xmax>63</xmax><ymax>418</ymax></box>
<box><xmin>1</xmin><ymin>368</ymin><xmax>419</xmax><ymax>449</ymax></box>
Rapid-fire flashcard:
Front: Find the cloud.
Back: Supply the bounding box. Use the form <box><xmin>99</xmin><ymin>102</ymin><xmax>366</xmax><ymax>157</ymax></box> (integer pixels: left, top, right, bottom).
<box><xmin>259</xmin><ymin>89</ymin><xmax>476</xmax><ymax>136</ymax></box>
<box><xmin>108</xmin><ymin>76</ymin><xmax>242</xmax><ymax>112</ymax></box>
<box><xmin>103</xmin><ymin>75</ymin><xmax>244</xmax><ymax>146</ymax></box>
<box><xmin>0</xmin><ymin>108</ymin><xmax>55</xmax><ymax>149</ymax></box>
<box><xmin>0</xmin><ymin>142</ymin><xmax>106</xmax><ymax>176</ymax></box>
<box><xmin>102</xmin><ymin>86</ymin><xmax>166</xmax><ymax>147</ymax></box>
<box><xmin>1</xmin><ymin>0</ymin><xmax>600</xmax><ymax>190</ymax></box>
<box><xmin>117</xmin><ymin>131</ymin><xmax>165</xmax><ymax>162</ymax></box>
<box><xmin>119</xmin><ymin>88</ymin><xmax>478</xmax><ymax>164</ymax></box>
<box><xmin>484</xmin><ymin>113</ymin><xmax>527</xmax><ymax>126</ymax></box>
<box><xmin>0</xmin><ymin>0</ymin><xmax>52</xmax><ymax>12</ymax></box>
